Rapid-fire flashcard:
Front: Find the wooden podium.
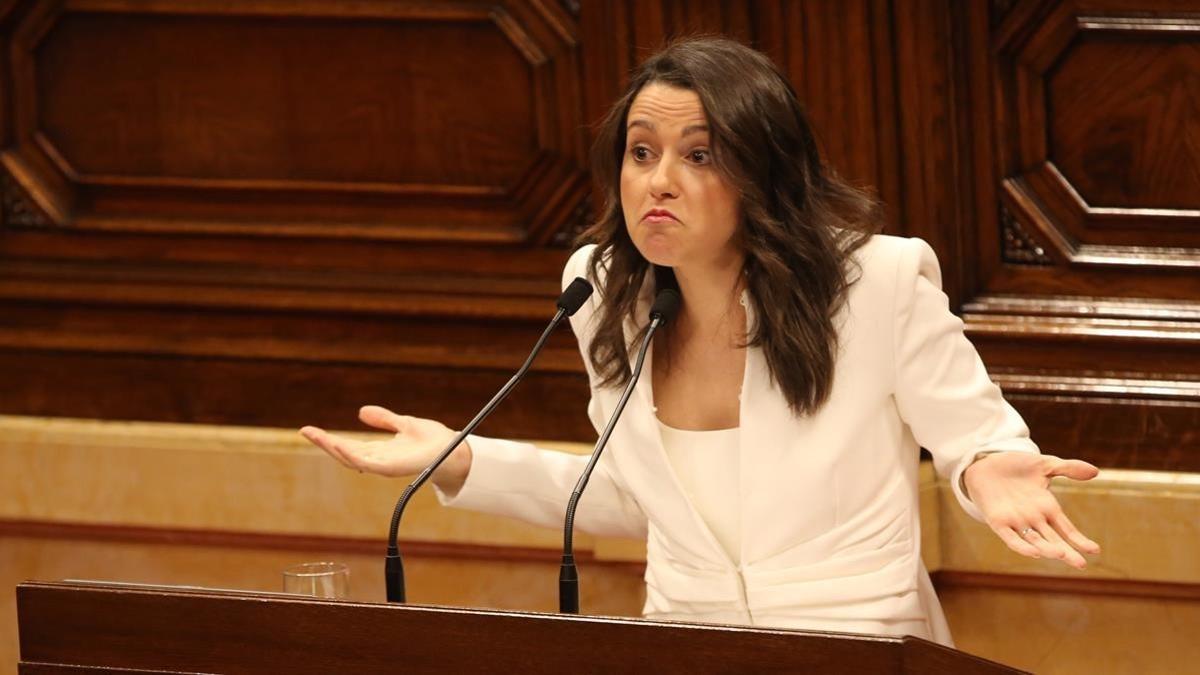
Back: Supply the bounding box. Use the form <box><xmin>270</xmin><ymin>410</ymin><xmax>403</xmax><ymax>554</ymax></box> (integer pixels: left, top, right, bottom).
<box><xmin>17</xmin><ymin>580</ymin><xmax>1023</xmax><ymax>673</ymax></box>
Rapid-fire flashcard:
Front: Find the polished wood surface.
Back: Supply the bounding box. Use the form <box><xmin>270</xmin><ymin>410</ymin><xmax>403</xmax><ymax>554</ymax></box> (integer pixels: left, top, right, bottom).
<box><xmin>0</xmin><ymin>0</ymin><xmax>1195</xmax><ymax>468</ymax></box>
<box><xmin>15</xmin><ymin>581</ymin><xmax>1023</xmax><ymax>674</ymax></box>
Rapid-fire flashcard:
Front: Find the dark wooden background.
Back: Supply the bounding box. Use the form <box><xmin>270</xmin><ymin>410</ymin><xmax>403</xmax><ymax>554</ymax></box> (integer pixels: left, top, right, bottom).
<box><xmin>1</xmin><ymin>0</ymin><xmax>1197</xmax><ymax>470</ymax></box>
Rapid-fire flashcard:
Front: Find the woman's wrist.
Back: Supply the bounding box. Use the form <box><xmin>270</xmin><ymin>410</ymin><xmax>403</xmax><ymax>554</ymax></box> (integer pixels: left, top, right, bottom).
<box><xmin>431</xmin><ymin>436</ymin><xmax>473</xmax><ymax>496</ymax></box>
<box><xmin>961</xmin><ymin>450</ymin><xmax>1002</xmax><ymax>501</ymax></box>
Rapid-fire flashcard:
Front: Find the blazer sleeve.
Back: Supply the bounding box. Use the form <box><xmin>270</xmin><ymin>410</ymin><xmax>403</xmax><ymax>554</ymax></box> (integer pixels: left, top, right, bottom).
<box><xmin>434</xmin><ymin>245</ymin><xmax>649</xmax><ymax>540</ymax></box>
<box><xmin>892</xmin><ymin>237</ymin><xmax>1040</xmax><ymax>522</ymax></box>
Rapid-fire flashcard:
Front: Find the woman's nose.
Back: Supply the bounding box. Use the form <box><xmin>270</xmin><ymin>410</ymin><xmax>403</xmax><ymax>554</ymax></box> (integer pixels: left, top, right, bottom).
<box><xmin>648</xmin><ymin>157</ymin><xmax>678</xmax><ymax>199</ymax></box>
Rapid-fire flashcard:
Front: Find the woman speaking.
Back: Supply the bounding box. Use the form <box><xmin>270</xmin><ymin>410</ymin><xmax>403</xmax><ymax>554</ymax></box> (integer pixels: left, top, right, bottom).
<box><xmin>300</xmin><ymin>36</ymin><xmax>1100</xmax><ymax>646</ymax></box>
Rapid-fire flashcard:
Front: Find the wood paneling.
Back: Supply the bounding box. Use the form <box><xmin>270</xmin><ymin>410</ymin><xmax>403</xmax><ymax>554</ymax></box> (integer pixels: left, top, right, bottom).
<box><xmin>891</xmin><ymin>0</ymin><xmax>980</xmax><ymax>307</ymax></box>
<box><xmin>964</xmin><ymin>0</ymin><xmax>1200</xmax><ymax>467</ymax></box>
<box><xmin>0</xmin><ymin>0</ymin><xmax>593</xmax><ymax>438</ymax></box>
<box><xmin>1048</xmin><ymin>35</ymin><xmax>1200</xmax><ymax>213</ymax></box>
<box><xmin>3</xmin><ymin>0</ymin><xmax>587</xmax><ymax>241</ymax></box>
<box><xmin>0</xmin><ymin>0</ymin><xmax>1196</xmax><ymax>468</ymax></box>
<box><xmin>39</xmin><ymin>16</ymin><xmax>535</xmax><ymax>186</ymax></box>
<box><xmin>996</xmin><ymin>6</ymin><xmax>1200</xmax><ymax>259</ymax></box>
<box><xmin>0</xmin><ymin>350</ymin><xmax>593</xmax><ymax>438</ymax></box>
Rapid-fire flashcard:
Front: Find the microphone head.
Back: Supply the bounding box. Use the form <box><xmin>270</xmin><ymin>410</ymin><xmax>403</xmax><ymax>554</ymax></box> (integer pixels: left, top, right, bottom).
<box><xmin>557</xmin><ymin>277</ymin><xmax>594</xmax><ymax>316</ymax></box>
<box><xmin>649</xmin><ymin>288</ymin><xmax>682</xmax><ymax>325</ymax></box>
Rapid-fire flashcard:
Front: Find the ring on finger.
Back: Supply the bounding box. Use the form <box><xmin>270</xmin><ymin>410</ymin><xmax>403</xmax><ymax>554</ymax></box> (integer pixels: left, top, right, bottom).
<box><xmin>1019</xmin><ymin>527</ymin><xmax>1036</xmax><ymax>538</ymax></box>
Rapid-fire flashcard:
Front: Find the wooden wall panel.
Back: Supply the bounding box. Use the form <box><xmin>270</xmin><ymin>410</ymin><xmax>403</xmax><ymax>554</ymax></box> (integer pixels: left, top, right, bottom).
<box><xmin>0</xmin><ymin>0</ymin><xmax>593</xmax><ymax>439</ymax></box>
<box><xmin>0</xmin><ymin>349</ymin><xmax>593</xmax><ymax>438</ymax></box>
<box><xmin>1048</xmin><ymin>36</ymin><xmax>1200</xmax><ymax>214</ymax></box>
<box><xmin>759</xmin><ymin>0</ymin><xmax>902</xmax><ymax>231</ymax></box>
<box><xmin>3</xmin><ymin>0</ymin><xmax>587</xmax><ymax>241</ymax></box>
<box><xmin>891</xmin><ymin>0</ymin><xmax>980</xmax><ymax>307</ymax></box>
<box><xmin>0</xmin><ymin>0</ymin><xmax>1196</xmax><ymax>469</ymax></box>
<box><xmin>959</xmin><ymin>0</ymin><xmax>1200</xmax><ymax>468</ymax></box>
<box><xmin>39</xmin><ymin>14</ymin><xmax>537</xmax><ymax>185</ymax></box>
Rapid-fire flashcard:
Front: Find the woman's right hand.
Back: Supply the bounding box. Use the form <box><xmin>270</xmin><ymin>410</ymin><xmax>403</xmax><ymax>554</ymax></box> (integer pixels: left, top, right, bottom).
<box><xmin>299</xmin><ymin>405</ymin><xmax>473</xmax><ymax>495</ymax></box>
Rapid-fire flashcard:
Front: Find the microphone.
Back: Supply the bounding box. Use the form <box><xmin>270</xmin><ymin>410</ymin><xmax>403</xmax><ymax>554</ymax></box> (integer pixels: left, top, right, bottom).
<box><xmin>385</xmin><ymin>276</ymin><xmax>593</xmax><ymax>603</ymax></box>
<box><xmin>559</xmin><ymin>286</ymin><xmax>681</xmax><ymax>613</ymax></box>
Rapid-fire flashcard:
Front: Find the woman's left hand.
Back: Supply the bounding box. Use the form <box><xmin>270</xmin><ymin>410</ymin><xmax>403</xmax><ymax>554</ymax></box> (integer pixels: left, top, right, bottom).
<box><xmin>963</xmin><ymin>452</ymin><xmax>1101</xmax><ymax>569</ymax></box>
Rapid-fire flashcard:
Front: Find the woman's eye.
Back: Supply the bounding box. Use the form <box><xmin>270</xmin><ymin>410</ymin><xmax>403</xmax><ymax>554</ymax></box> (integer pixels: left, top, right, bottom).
<box><xmin>631</xmin><ymin>146</ymin><xmax>650</xmax><ymax>161</ymax></box>
<box><xmin>689</xmin><ymin>149</ymin><xmax>710</xmax><ymax>164</ymax></box>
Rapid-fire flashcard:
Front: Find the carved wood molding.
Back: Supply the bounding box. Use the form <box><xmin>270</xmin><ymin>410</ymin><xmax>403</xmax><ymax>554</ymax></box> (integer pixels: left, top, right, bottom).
<box><xmin>993</xmin><ymin>3</ymin><xmax>1200</xmax><ymax>273</ymax></box>
<box><xmin>964</xmin><ymin>294</ymin><xmax>1200</xmax><ymax>321</ymax></box>
<box><xmin>989</xmin><ymin>372</ymin><xmax>1200</xmax><ymax>403</ymax></box>
<box><xmin>0</xmin><ymin>169</ymin><xmax>50</xmax><ymax>228</ymax></box>
<box><xmin>0</xmin><ymin>238</ymin><xmax>586</xmax><ymax>385</ymax></box>
<box><xmin>974</xmin><ymin>0</ymin><xmax>1200</xmax><ymax>465</ymax></box>
<box><xmin>965</xmin><ymin>307</ymin><xmax>1200</xmax><ymax>346</ymax></box>
<box><xmin>962</xmin><ymin>289</ymin><xmax>1200</xmax><ymax>449</ymax></box>
<box><xmin>963</xmin><ymin>292</ymin><xmax>1200</xmax><ymax>385</ymax></box>
<box><xmin>999</xmin><ymin>203</ymin><xmax>1053</xmax><ymax>266</ymax></box>
<box><xmin>551</xmin><ymin>192</ymin><xmax>593</xmax><ymax>247</ymax></box>
<box><xmin>0</xmin><ymin>255</ymin><xmax>586</xmax><ymax>373</ymax></box>
<box><xmin>0</xmin><ymin>325</ymin><xmax>584</xmax><ymax>373</ymax></box>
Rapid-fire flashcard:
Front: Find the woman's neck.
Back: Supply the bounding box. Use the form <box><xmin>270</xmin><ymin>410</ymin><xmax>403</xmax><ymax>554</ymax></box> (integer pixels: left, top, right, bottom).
<box><xmin>671</xmin><ymin>254</ymin><xmax>746</xmax><ymax>338</ymax></box>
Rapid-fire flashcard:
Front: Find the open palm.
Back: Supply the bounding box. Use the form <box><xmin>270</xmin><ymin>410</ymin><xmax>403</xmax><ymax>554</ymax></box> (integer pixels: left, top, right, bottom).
<box><xmin>300</xmin><ymin>405</ymin><xmax>470</xmax><ymax>485</ymax></box>
<box><xmin>964</xmin><ymin>452</ymin><xmax>1101</xmax><ymax>569</ymax></box>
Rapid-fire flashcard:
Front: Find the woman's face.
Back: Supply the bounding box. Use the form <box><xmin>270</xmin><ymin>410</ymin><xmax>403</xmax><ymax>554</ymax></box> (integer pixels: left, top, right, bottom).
<box><xmin>620</xmin><ymin>83</ymin><xmax>741</xmax><ymax>271</ymax></box>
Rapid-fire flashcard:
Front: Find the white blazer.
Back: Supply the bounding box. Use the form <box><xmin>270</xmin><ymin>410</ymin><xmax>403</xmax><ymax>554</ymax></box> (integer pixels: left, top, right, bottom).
<box><xmin>439</xmin><ymin>235</ymin><xmax>1038</xmax><ymax>646</ymax></box>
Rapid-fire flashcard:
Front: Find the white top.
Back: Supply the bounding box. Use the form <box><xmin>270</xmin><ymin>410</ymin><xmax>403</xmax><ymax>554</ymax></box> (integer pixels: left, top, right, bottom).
<box><xmin>657</xmin><ymin>418</ymin><xmax>741</xmax><ymax>565</ymax></box>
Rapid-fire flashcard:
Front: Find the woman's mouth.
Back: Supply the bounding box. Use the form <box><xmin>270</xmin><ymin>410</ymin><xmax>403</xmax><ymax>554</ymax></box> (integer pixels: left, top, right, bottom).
<box><xmin>643</xmin><ymin>209</ymin><xmax>679</xmax><ymax>224</ymax></box>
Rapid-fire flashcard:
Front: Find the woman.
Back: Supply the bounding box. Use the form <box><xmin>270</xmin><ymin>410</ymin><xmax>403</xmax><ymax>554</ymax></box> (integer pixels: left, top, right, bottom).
<box><xmin>301</xmin><ymin>37</ymin><xmax>1099</xmax><ymax>646</ymax></box>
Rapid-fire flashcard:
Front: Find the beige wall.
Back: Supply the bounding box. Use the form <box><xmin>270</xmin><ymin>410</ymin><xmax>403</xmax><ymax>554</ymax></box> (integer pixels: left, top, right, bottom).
<box><xmin>933</xmin><ymin>466</ymin><xmax>1200</xmax><ymax>673</ymax></box>
<box><xmin>3</xmin><ymin>416</ymin><xmax>1197</xmax><ymax>674</ymax></box>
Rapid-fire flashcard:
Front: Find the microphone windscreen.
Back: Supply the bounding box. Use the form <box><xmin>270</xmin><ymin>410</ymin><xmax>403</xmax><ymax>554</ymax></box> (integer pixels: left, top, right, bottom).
<box><xmin>649</xmin><ymin>288</ymin><xmax>682</xmax><ymax>325</ymax></box>
<box><xmin>557</xmin><ymin>277</ymin><xmax>594</xmax><ymax>316</ymax></box>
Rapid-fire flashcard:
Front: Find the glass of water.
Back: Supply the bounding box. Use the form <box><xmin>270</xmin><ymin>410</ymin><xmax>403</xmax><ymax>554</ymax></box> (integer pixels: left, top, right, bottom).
<box><xmin>282</xmin><ymin>561</ymin><xmax>350</xmax><ymax>599</ymax></box>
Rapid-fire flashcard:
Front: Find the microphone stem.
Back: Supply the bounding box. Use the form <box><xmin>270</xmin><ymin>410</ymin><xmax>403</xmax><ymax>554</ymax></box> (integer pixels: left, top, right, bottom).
<box><xmin>560</xmin><ymin>316</ymin><xmax>661</xmax><ymax>613</ymax></box>
<box><xmin>386</xmin><ymin>307</ymin><xmax>568</xmax><ymax>603</ymax></box>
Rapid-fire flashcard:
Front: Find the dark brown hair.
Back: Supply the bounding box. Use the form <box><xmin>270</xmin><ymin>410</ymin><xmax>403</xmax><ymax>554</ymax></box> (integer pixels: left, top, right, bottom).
<box><xmin>578</xmin><ymin>36</ymin><xmax>884</xmax><ymax>415</ymax></box>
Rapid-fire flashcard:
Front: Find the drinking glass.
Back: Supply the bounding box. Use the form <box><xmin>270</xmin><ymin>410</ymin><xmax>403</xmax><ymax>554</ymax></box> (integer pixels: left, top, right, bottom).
<box><xmin>282</xmin><ymin>561</ymin><xmax>350</xmax><ymax>599</ymax></box>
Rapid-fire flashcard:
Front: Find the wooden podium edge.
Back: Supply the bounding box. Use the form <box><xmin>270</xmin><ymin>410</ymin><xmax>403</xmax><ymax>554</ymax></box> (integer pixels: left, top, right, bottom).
<box><xmin>16</xmin><ymin>580</ymin><xmax>1026</xmax><ymax>674</ymax></box>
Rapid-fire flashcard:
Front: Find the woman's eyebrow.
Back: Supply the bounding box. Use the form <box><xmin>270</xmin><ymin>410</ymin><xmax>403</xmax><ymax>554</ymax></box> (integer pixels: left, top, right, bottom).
<box><xmin>626</xmin><ymin>119</ymin><xmax>709</xmax><ymax>137</ymax></box>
